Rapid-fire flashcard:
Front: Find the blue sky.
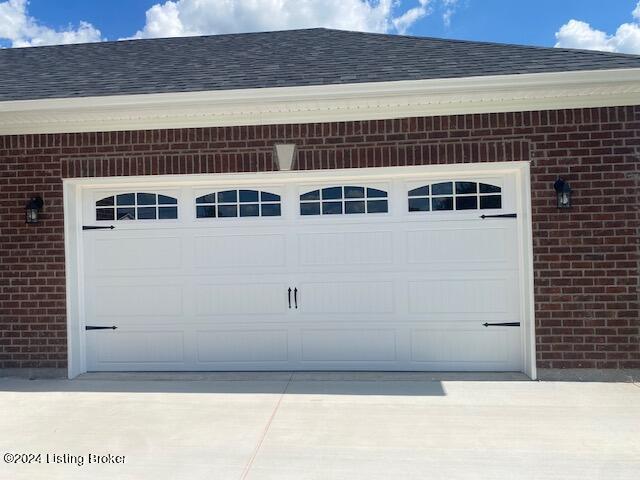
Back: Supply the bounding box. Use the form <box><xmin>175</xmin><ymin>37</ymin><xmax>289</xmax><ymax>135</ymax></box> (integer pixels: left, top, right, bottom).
<box><xmin>1</xmin><ymin>0</ymin><xmax>640</xmax><ymax>53</ymax></box>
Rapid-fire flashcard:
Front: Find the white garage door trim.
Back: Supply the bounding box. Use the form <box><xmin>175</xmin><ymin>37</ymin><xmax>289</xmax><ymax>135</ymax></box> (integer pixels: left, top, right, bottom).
<box><xmin>63</xmin><ymin>161</ymin><xmax>536</xmax><ymax>379</ymax></box>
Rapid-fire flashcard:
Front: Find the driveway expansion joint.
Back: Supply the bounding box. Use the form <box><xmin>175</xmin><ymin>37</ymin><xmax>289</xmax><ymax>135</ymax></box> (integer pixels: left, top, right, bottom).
<box><xmin>239</xmin><ymin>373</ymin><xmax>293</xmax><ymax>480</ymax></box>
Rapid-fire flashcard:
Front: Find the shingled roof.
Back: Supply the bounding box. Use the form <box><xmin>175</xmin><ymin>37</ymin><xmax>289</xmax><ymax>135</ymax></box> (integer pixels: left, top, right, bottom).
<box><xmin>2</xmin><ymin>28</ymin><xmax>640</xmax><ymax>102</ymax></box>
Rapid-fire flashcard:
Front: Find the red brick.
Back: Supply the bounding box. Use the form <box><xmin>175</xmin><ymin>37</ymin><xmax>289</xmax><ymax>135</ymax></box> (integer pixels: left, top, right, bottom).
<box><xmin>1</xmin><ymin>105</ymin><xmax>638</xmax><ymax>369</ymax></box>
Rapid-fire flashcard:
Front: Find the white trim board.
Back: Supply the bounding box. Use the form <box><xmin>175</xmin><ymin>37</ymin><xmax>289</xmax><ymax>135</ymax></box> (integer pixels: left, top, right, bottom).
<box><xmin>3</xmin><ymin>68</ymin><xmax>640</xmax><ymax>135</ymax></box>
<box><xmin>63</xmin><ymin>162</ymin><xmax>537</xmax><ymax>379</ymax></box>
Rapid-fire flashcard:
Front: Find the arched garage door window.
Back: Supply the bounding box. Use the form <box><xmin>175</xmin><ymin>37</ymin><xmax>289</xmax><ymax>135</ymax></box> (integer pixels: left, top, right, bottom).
<box><xmin>300</xmin><ymin>186</ymin><xmax>388</xmax><ymax>215</ymax></box>
<box><xmin>96</xmin><ymin>193</ymin><xmax>178</xmax><ymax>220</ymax></box>
<box><xmin>408</xmin><ymin>181</ymin><xmax>502</xmax><ymax>212</ymax></box>
<box><xmin>196</xmin><ymin>189</ymin><xmax>281</xmax><ymax>218</ymax></box>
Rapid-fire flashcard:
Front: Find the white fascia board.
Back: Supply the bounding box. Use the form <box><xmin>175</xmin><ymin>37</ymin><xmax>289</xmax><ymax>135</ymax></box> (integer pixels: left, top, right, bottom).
<box><xmin>1</xmin><ymin>68</ymin><xmax>640</xmax><ymax>135</ymax></box>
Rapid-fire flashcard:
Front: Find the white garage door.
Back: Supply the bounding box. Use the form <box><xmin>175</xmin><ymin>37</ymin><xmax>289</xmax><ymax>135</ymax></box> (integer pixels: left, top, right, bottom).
<box><xmin>81</xmin><ymin>168</ymin><xmax>525</xmax><ymax>372</ymax></box>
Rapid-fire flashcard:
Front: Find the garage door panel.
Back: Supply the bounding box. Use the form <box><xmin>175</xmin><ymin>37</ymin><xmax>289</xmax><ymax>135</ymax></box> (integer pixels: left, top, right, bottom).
<box><xmin>93</xmin><ymin>284</ymin><xmax>183</xmax><ymax>317</ymax></box>
<box><xmin>91</xmin><ymin>236</ymin><xmax>183</xmax><ymax>272</ymax></box>
<box><xmin>408</xmin><ymin>278</ymin><xmax>511</xmax><ymax>314</ymax></box>
<box><xmin>406</xmin><ymin>225</ymin><xmax>516</xmax><ymax>267</ymax></box>
<box><xmin>194</xmin><ymin>233</ymin><xmax>286</xmax><ymax>269</ymax></box>
<box><xmin>94</xmin><ymin>331</ymin><xmax>185</xmax><ymax>364</ymax></box>
<box><xmin>195</xmin><ymin>283</ymin><xmax>288</xmax><ymax>315</ymax></box>
<box><xmin>410</xmin><ymin>329</ymin><xmax>519</xmax><ymax>364</ymax></box>
<box><xmin>82</xmin><ymin>171</ymin><xmax>526</xmax><ymax>373</ymax></box>
<box><xmin>301</xmin><ymin>329</ymin><xmax>397</xmax><ymax>362</ymax></box>
<box><xmin>299</xmin><ymin>281</ymin><xmax>395</xmax><ymax>314</ymax></box>
<box><xmin>298</xmin><ymin>231</ymin><xmax>394</xmax><ymax>266</ymax></box>
<box><xmin>196</xmin><ymin>330</ymin><xmax>289</xmax><ymax>362</ymax></box>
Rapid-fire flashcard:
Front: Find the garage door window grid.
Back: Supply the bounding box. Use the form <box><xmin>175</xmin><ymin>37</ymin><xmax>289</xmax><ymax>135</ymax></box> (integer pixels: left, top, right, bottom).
<box><xmin>300</xmin><ymin>186</ymin><xmax>388</xmax><ymax>215</ymax></box>
<box><xmin>408</xmin><ymin>181</ymin><xmax>502</xmax><ymax>212</ymax></box>
<box><xmin>196</xmin><ymin>189</ymin><xmax>282</xmax><ymax>218</ymax></box>
<box><xmin>96</xmin><ymin>193</ymin><xmax>178</xmax><ymax>220</ymax></box>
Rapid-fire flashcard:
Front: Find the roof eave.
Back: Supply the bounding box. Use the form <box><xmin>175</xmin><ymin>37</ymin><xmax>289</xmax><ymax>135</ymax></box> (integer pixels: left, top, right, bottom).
<box><xmin>1</xmin><ymin>68</ymin><xmax>640</xmax><ymax>135</ymax></box>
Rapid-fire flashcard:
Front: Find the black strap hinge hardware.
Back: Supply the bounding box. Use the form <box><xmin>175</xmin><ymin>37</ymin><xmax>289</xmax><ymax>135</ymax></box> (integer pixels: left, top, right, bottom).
<box><xmin>85</xmin><ymin>326</ymin><xmax>118</xmax><ymax>330</ymax></box>
<box><xmin>482</xmin><ymin>322</ymin><xmax>521</xmax><ymax>327</ymax></box>
<box><xmin>83</xmin><ymin>225</ymin><xmax>115</xmax><ymax>230</ymax></box>
<box><xmin>480</xmin><ymin>213</ymin><xmax>517</xmax><ymax>219</ymax></box>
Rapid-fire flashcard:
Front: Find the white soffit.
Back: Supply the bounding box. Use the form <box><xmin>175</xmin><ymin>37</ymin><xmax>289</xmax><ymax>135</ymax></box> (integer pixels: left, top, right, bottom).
<box><xmin>1</xmin><ymin>68</ymin><xmax>640</xmax><ymax>135</ymax></box>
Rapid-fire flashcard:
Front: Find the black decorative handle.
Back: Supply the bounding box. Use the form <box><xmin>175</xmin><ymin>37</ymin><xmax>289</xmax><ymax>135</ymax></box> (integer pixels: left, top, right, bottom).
<box><xmin>480</xmin><ymin>213</ymin><xmax>517</xmax><ymax>219</ymax></box>
<box><xmin>83</xmin><ymin>225</ymin><xmax>115</xmax><ymax>230</ymax></box>
<box><xmin>482</xmin><ymin>322</ymin><xmax>520</xmax><ymax>327</ymax></box>
<box><xmin>288</xmin><ymin>288</ymin><xmax>292</xmax><ymax>309</ymax></box>
<box><xmin>294</xmin><ymin>288</ymin><xmax>298</xmax><ymax>309</ymax></box>
<box><xmin>86</xmin><ymin>325</ymin><xmax>118</xmax><ymax>330</ymax></box>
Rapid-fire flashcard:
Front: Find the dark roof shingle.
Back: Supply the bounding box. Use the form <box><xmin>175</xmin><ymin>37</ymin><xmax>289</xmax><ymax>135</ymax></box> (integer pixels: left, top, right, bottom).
<box><xmin>2</xmin><ymin>28</ymin><xmax>640</xmax><ymax>101</ymax></box>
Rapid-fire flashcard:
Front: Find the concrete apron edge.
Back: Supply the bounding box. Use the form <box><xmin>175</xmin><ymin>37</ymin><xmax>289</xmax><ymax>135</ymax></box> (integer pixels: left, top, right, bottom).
<box><xmin>2</xmin><ymin>369</ymin><xmax>639</xmax><ymax>383</ymax></box>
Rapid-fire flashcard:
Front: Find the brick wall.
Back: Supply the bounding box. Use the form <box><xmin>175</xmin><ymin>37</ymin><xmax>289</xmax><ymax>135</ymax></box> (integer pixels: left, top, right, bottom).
<box><xmin>1</xmin><ymin>106</ymin><xmax>638</xmax><ymax>369</ymax></box>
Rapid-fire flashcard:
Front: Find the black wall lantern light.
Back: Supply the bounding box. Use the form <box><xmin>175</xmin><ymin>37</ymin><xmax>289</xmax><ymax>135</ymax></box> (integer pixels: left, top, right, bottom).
<box><xmin>553</xmin><ymin>178</ymin><xmax>572</xmax><ymax>209</ymax></box>
<box><xmin>25</xmin><ymin>196</ymin><xmax>44</xmax><ymax>224</ymax></box>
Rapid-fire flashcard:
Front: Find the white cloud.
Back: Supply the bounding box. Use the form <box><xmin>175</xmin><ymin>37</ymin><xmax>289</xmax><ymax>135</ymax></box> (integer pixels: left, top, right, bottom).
<box><xmin>0</xmin><ymin>0</ymin><xmax>102</xmax><ymax>47</ymax></box>
<box><xmin>393</xmin><ymin>0</ymin><xmax>430</xmax><ymax>35</ymax></box>
<box><xmin>555</xmin><ymin>1</ymin><xmax>640</xmax><ymax>54</ymax></box>
<box><xmin>0</xmin><ymin>0</ymin><xmax>453</xmax><ymax>49</ymax></box>
<box><xmin>130</xmin><ymin>0</ymin><xmax>438</xmax><ymax>39</ymax></box>
<box><xmin>441</xmin><ymin>0</ymin><xmax>457</xmax><ymax>28</ymax></box>
<box><xmin>555</xmin><ymin>20</ymin><xmax>614</xmax><ymax>52</ymax></box>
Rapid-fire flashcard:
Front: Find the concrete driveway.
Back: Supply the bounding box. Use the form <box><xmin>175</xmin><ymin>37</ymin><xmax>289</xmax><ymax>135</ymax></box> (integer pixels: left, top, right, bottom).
<box><xmin>0</xmin><ymin>372</ymin><xmax>638</xmax><ymax>480</ymax></box>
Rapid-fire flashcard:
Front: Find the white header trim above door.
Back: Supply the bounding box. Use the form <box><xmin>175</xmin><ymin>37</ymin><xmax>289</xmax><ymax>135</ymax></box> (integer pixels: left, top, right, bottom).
<box><xmin>63</xmin><ymin>162</ymin><xmax>529</xmax><ymax>188</ymax></box>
